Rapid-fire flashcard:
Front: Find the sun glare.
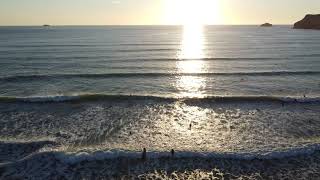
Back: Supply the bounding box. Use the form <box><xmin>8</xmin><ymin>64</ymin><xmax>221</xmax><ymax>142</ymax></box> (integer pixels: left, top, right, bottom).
<box><xmin>178</xmin><ymin>25</ymin><xmax>205</xmax><ymax>60</ymax></box>
<box><xmin>164</xmin><ymin>0</ymin><xmax>221</xmax><ymax>25</ymax></box>
<box><xmin>175</xmin><ymin>25</ymin><xmax>207</xmax><ymax>98</ymax></box>
<box><xmin>165</xmin><ymin>0</ymin><xmax>217</xmax><ymax>97</ymax></box>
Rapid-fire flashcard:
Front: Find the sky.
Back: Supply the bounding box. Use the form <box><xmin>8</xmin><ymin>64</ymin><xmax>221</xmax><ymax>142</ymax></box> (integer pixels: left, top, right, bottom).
<box><xmin>0</xmin><ymin>0</ymin><xmax>319</xmax><ymax>25</ymax></box>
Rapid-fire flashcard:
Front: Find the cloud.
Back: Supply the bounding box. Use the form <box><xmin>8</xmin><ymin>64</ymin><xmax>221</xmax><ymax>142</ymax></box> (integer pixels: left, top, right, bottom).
<box><xmin>111</xmin><ymin>1</ymin><xmax>121</xmax><ymax>4</ymax></box>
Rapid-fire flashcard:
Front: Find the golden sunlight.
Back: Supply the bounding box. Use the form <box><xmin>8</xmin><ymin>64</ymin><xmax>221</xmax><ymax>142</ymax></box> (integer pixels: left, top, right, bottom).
<box><xmin>175</xmin><ymin>25</ymin><xmax>207</xmax><ymax>97</ymax></box>
<box><xmin>164</xmin><ymin>0</ymin><xmax>221</xmax><ymax>25</ymax></box>
<box><xmin>178</xmin><ymin>25</ymin><xmax>205</xmax><ymax>60</ymax></box>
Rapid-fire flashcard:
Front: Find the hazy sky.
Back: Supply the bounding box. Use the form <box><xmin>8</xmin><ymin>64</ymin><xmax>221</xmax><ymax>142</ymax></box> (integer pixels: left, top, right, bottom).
<box><xmin>0</xmin><ymin>0</ymin><xmax>319</xmax><ymax>25</ymax></box>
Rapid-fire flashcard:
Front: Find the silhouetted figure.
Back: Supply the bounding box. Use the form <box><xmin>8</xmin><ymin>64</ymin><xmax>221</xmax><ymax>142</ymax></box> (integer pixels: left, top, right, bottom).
<box><xmin>142</xmin><ymin>148</ymin><xmax>147</xmax><ymax>160</ymax></box>
<box><xmin>129</xmin><ymin>131</ymin><xmax>132</xmax><ymax>135</ymax></box>
<box><xmin>303</xmin><ymin>94</ymin><xmax>306</xmax><ymax>98</ymax></box>
<box><xmin>189</xmin><ymin>123</ymin><xmax>192</xmax><ymax>130</ymax></box>
<box><xmin>171</xmin><ymin>149</ymin><xmax>175</xmax><ymax>158</ymax></box>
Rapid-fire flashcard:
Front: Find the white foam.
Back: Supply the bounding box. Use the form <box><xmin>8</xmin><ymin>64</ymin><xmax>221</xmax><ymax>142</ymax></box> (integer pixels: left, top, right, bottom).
<box><xmin>20</xmin><ymin>95</ymin><xmax>80</xmax><ymax>102</ymax></box>
<box><xmin>56</xmin><ymin>144</ymin><xmax>320</xmax><ymax>165</ymax></box>
<box><xmin>278</xmin><ymin>96</ymin><xmax>320</xmax><ymax>103</ymax></box>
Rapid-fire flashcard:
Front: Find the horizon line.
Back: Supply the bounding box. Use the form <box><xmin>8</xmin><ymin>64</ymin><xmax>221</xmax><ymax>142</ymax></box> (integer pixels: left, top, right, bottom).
<box><xmin>0</xmin><ymin>24</ymin><xmax>294</xmax><ymax>27</ymax></box>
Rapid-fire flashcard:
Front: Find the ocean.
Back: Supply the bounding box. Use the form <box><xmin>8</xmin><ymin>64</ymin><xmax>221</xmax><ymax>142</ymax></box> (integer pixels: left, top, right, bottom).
<box><xmin>0</xmin><ymin>25</ymin><xmax>320</xmax><ymax>179</ymax></box>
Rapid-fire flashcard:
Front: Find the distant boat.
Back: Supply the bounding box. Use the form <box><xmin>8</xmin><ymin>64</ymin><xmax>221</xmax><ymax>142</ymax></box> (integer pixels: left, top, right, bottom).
<box><xmin>260</xmin><ymin>23</ymin><xmax>272</xmax><ymax>27</ymax></box>
<box><xmin>43</xmin><ymin>24</ymin><xmax>50</xmax><ymax>27</ymax></box>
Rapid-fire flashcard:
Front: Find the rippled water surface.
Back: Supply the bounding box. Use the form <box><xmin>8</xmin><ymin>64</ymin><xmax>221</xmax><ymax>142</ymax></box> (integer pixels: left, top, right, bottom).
<box><xmin>0</xmin><ymin>25</ymin><xmax>319</xmax><ymax>98</ymax></box>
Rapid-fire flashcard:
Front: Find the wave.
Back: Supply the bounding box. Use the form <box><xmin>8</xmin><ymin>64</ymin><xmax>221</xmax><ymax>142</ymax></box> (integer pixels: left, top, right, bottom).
<box><xmin>294</xmin><ymin>53</ymin><xmax>320</xmax><ymax>58</ymax></box>
<box><xmin>0</xmin><ymin>94</ymin><xmax>168</xmax><ymax>103</ymax></box>
<box><xmin>1</xmin><ymin>71</ymin><xmax>319</xmax><ymax>82</ymax></box>
<box><xmin>0</xmin><ymin>48</ymin><xmax>178</xmax><ymax>54</ymax></box>
<box><xmin>109</xmin><ymin>57</ymin><xmax>285</xmax><ymax>62</ymax></box>
<box><xmin>4</xmin><ymin>56</ymin><xmax>316</xmax><ymax>64</ymax></box>
<box><xmin>2</xmin><ymin>142</ymin><xmax>320</xmax><ymax>165</ymax></box>
<box><xmin>0</xmin><ymin>57</ymin><xmax>284</xmax><ymax>62</ymax></box>
<box><xmin>116</xmin><ymin>48</ymin><xmax>177</xmax><ymax>52</ymax></box>
<box><xmin>0</xmin><ymin>94</ymin><xmax>319</xmax><ymax>103</ymax></box>
<box><xmin>1</xmin><ymin>139</ymin><xmax>320</xmax><ymax>166</ymax></box>
<box><xmin>55</xmin><ymin>143</ymin><xmax>320</xmax><ymax>164</ymax></box>
<box><xmin>0</xmin><ymin>43</ymin><xmax>181</xmax><ymax>48</ymax></box>
<box><xmin>2</xmin><ymin>146</ymin><xmax>320</xmax><ymax>180</ymax></box>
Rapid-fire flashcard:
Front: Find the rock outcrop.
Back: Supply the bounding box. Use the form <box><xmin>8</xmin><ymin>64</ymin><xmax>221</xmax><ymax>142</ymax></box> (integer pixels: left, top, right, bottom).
<box><xmin>294</xmin><ymin>14</ymin><xmax>320</xmax><ymax>30</ymax></box>
<box><xmin>260</xmin><ymin>23</ymin><xmax>272</xmax><ymax>27</ymax></box>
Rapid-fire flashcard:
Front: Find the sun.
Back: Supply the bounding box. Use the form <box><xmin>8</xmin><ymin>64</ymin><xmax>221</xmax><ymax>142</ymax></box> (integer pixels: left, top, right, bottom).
<box><xmin>164</xmin><ymin>0</ymin><xmax>221</xmax><ymax>25</ymax></box>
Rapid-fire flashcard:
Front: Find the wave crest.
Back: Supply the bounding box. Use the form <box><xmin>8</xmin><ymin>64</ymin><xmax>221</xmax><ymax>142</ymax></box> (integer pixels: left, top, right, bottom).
<box><xmin>0</xmin><ymin>94</ymin><xmax>319</xmax><ymax>103</ymax></box>
<box><xmin>56</xmin><ymin>143</ymin><xmax>320</xmax><ymax>164</ymax></box>
<box><xmin>1</xmin><ymin>71</ymin><xmax>320</xmax><ymax>82</ymax></box>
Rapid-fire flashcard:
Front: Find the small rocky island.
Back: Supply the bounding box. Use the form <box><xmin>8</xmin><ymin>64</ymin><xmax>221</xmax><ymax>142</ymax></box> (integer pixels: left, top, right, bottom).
<box><xmin>260</xmin><ymin>23</ymin><xmax>272</xmax><ymax>27</ymax></box>
<box><xmin>294</xmin><ymin>14</ymin><xmax>320</xmax><ymax>30</ymax></box>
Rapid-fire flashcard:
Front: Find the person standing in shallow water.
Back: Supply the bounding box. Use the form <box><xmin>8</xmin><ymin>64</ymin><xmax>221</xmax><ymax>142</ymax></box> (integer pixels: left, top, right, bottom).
<box><xmin>142</xmin><ymin>148</ymin><xmax>147</xmax><ymax>160</ymax></box>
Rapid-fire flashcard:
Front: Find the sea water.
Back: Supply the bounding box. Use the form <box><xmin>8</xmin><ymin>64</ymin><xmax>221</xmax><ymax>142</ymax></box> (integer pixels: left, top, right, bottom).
<box><xmin>0</xmin><ymin>25</ymin><xmax>320</xmax><ymax>178</ymax></box>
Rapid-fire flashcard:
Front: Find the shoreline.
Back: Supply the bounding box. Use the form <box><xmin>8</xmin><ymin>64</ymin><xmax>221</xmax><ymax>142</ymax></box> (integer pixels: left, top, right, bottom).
<box><xmin>1</xmin><ymin>147</ymin><xmax>320</xmax><ymax>179</ymax></box>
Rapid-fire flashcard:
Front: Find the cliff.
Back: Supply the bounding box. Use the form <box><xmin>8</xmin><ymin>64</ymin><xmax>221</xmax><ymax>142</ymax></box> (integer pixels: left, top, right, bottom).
<box><xmin>294</xmin><ymin>14</ymin><xmax>320</xmax><ymax>30</ymax></box>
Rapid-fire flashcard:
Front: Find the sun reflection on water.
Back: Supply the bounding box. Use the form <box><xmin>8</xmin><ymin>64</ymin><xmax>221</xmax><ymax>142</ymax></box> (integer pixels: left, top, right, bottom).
<box><xmin>176</xmin><ymin>25</ymin><xmax>207</xmax><ymax>98</ymax></box>
<box><xmin>178</xmin><ymin>25</ymin><xmax>205</xmax><ymax>60</ymax></box>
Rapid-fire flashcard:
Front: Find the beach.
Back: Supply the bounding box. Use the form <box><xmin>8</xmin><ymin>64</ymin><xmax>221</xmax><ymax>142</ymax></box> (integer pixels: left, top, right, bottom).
<box><xmin>0</xmin><ymin>25</ymin><xmax>320</xmax><ymax>179</ymax></box>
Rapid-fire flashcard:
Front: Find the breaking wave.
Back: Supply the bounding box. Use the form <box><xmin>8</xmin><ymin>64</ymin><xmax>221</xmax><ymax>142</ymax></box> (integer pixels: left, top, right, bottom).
<box><xmin>1</xmin><ymin>71</ymin><xmax>320</xmax><ymax>82</ymax></box>
<box><xmin>0</xmin><ymin>94</ymin><xmax>319</xmax><ymax>103</ymax></box>
<box><xmin>56</xmin><ymin>143</ymin><xmax>320</xmax><ymax>164</ymax></box>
